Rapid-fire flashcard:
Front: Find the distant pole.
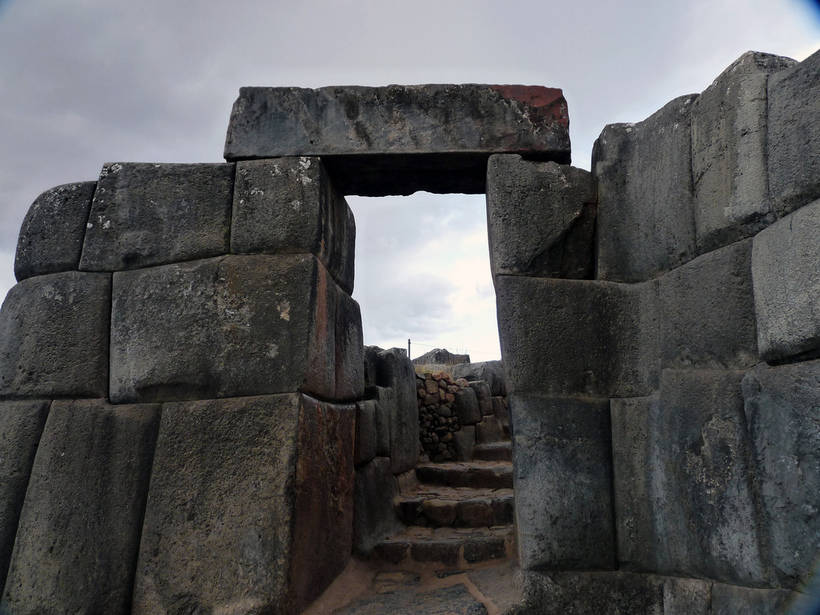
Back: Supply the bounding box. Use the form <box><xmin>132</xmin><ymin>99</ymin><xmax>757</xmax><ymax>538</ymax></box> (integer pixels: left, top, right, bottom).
<box><xmin>407</xmin><ymin>338</ymin><xmax>411</xmax><ymax>359</ymax></box>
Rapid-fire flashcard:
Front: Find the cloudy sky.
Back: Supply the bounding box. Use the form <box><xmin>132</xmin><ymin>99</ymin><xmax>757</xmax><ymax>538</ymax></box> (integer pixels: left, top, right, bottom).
<box><xmin>0</xmin><ymin>1</ymin><xmax>817</xmax><ymax>361</ymax></box>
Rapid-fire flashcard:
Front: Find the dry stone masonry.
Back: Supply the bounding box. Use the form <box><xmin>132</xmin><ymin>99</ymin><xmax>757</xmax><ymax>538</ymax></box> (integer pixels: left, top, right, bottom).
<box><xmin>0</xmin><ymin>49</ymin><xmax>816</xmax><ymax>614</ymax></box>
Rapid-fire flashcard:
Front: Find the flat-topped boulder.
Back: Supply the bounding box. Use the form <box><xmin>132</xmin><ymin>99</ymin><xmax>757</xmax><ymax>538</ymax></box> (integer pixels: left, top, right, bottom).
<box><xmin>224</xmin><ymin>84</ymin><xmax>570</xmax><ymax>195</ymax></box>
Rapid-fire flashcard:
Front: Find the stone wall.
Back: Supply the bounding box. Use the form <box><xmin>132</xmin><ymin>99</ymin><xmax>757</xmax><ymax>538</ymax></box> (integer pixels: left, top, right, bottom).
<box><xmin>1</xmin><ymin>157</ymin><xmax>365</xmax><ymax>613</ymax></box>
<box><xmin>493</xmin><ymin>50</ymin><xmax>819</xmax><ymax>613</ymax></box>
<box><xmin>0</xmin><ymin>52</ymin><xmax>816</xmax><ymax>614</ymax></box>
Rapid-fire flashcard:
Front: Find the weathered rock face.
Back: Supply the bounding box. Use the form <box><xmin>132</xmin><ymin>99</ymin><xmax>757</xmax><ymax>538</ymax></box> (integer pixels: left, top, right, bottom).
<box><xmin>110</xmin><ymin>254</ymin><xmax>344</xmax><ymax>403</ymax></box>
<box><xmin>231</xmin><ymin>156</ymin><xmax>356</xmax><ymax>294</ymax></box>
<box><xmin>14</xmin><ymin>181</ymin><xmax>96</xmax><ymax>281</ymax></box>
<box><xmin>0</xmin><ymin>271</ymin><xmax>110</xmax><ymax>399</ymax></box>
<box><xmin>496</xmin><ymin>276</ymin><xmax>658</xmax><ymax>398</ymax></box>
<box><xmin>0</xmin><ymin>400</ymin><xmax>50</xmax><ymax>587</ymax></box>
<box><xmin>751</xmin><ymin>198</ymin><xmax>820</xmax><ymax>362</ymax></box>
<box><xmin>690</xmin><ymin>51</ymin><xmax>795</xmax><ymax>252</ymax></box>
<box><xmin>486</xmin><ymin>155</ymin><xmax>596</xmax><ymax>280</ymax></box>
<box><xmin>132</xmin><ymin>393</ymin><xmax>354</xmax><ymax>614</ymax></box>
<box><xmin>593</xmin><ymin>94</ymin><xmax>698</xmax><ymax>282</ymax></box>
<box><xmin>742</xmin><ymin>360</ymin><xmax>820</xmax><ymax>588</ymax></box>
<box><xmin>511</xmin><ymin>394</ymin><xmax>614</xmax><ymax>570</ymax></box>
<box><xmin>767</xmin><ymin>48</ymin><xmax>820</xmax><ymax>215</ymax></box>
<box><xmin>411</xmin><ymin>347</ymin><xmax>470</xmax><ymax>366</ymax></box>
<box><xmin>224</xmin><ymin>84</ymin><xmax>570</xmax><ymax>195</ymax></box>
<box><xmin>2</xmin><ymin>400</ymin><xmax>159</xmax><ymax>615</ymax></box>
<box><xmin>451</xmin><ymin>360</ymin><xmax>506</xmax><ymax>396</ymax></box>
<box><xmin>80</xmin><ymin>162</ymin><xmax>235</xmax><ymax>271</ymax></box>
<box><xmin>352</xmin><ymin>457</ymin><xmax>401</xmax><ymax>555</ymax></box>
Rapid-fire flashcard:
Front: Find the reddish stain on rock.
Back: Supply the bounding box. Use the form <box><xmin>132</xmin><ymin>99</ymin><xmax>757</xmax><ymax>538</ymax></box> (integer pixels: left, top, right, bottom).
<box><xmin>491</xmin><ymin>85</ymin><xmax>569</xmax><ymax>128</ymax></box>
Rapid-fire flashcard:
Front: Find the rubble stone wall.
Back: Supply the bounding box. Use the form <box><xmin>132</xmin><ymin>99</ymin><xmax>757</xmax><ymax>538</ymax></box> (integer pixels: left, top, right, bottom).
<box><xmin>492</xmin><ymin>50</ymin><xmax>819</xmax><ymax>613</ymax></box>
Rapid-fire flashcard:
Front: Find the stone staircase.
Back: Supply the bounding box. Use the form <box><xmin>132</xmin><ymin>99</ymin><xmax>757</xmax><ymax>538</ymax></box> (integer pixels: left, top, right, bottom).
<box><xmin>369</xmin><ymin>454</ymin><xmax>516</xmax><ymax>568</ymax></box>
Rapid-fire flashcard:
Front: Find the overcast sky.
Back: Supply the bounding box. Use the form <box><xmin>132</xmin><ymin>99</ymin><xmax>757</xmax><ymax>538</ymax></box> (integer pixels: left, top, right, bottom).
<box><xmin>0</xmin><ymin>1</ymin><xmax>817</xmax><ymax>361</ymax></box>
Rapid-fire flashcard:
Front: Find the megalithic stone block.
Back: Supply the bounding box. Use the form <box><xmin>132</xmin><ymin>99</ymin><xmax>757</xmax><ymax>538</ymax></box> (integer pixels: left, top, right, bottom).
<box><xmin>79</xmin><ymin>162</ymin><xmax>234</xmax><ymax>271</ymax></box>
<box><xmin>14</xmin><ymin>181</ymin><xmax>96</xmax><ymax>281</ymax></box>
<box><xmin>710</xmin><ymin>583</ymin><xmax>802</xmax><ymax>615</ymax></box>
<box><xmin>510</xmin><ymin>393</ymin><xmax>614</xmax><ymax>570</ymax></box>
<box><xmin>224</xmin><ymin>85</ymin><xmax>570</xmax><ymax>196</ymax></box>
<box><xmin>373</xmin><ymin>348</ymin><xmax>419</xmax><ymax>474</ymax></box>
<box><xmin>1</xmin><ymin>400</ymin><xmax>159</xmax><ymax>615</ymax></box>
<box><xmin>752</xmin><ymin>198</ymin><xmax>820</xmax><ymax>362</ymax></box>
<box><xmin>110</xmin><ymin>254</ymin><xmax>338</xmax><ymax>403</ymax></box>
<box><xmin>691</xmin><ymin>52</ymin><xmax>796</xmax><ymax>252</ymax></box>
<box><xmin>767</xmin><ymin>49</ymin><xmax>820</xmax><ymax>215</ymax></box>
<box><xmin>495</xmin><ymin>275</ymin><xmax>659</xmax><ymax>398</ymax></box>
<box><xmin>659</xmin><ymin>239</ymin><xmax>758</xmax><ymax>369</ymax></box>
<box><xmin>593</xmin><ymin>94</ymin><xmax>698</xmax><ymax>282</ymax></box>
<box><xmin>486</xmin><ymin>155</ymin><xmax>596</xmax><ymax>280</ymax></box>
<box><xmin>652</xmin><ymin>369</ymin><xmax>767</xmax><ymax>585</ymax></box>
<box><xmin>609</xmin><ymin>395</ymin><xmax>657</xmax><ymax>572</ymax></box>
<box><xmin>355</xmin><ymin>399</ymin><xmax>377</xmax><ymax>466</ymax></box>
<box><xmin>0</xmin><ymin>400</ymin><xmax>50</xmax><ymax>590</ymax></box>
<box><xmin>352</xmin><ymin>457</ymin><xmax>400</xmax><ymax>555</ymax></box>
<box><xmin>742</xmin><ymin>359</ymin><xmax>820</xmax><ymax>588</ymax></box>
<box><xmin>231</xmin><ymin>157</ymin><xmax>356</xmax><ymax>294</ymax></box>
<box><xmin>335</xmin><ymin>288</ymin><xmax>365</xmax><ymax>400</ymax></box>
<box><xmin>0</xmin><ymin>271</ymin><xmax>110</xmax><ymax>399</ymax></box>
<box><xmin>132</xmin><ymin>393</ymin><xmax>355</xmax><ymax>614</ymax></box>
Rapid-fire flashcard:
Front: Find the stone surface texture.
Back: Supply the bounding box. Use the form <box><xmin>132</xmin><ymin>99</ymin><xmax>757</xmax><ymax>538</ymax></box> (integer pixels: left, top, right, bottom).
<box><xmin>133</xmin><ymin>393</ymin><xmax>354</xmax><ymax>614</ymax></box>
<box><xmin>14</xmin><ymin>181</ymin><xmax>96</xmax><ymax>281</ymax></box>
<box><xmin>0</xmin><ymin>271</ymin><xmax>110</xmax><ymax>399</ymax></box>
<box><xmin>496</xmin><ymin>276</ymin><xmax>658</xmax><ymax>397</ymax></box>
<box><xmin>80</xmin><ymin>162</ymin><xmax>234</xmax><ymax>271</ymax></box>
<box><xmin>593</xmin><ymin>94</ymin><xmax>698</xmax><ymax>282</ymax></box>
<box><xmin>231</xmin><ymin>157</ymin><xmax>356</xmax><ymax>294</ymax></box>
<box><xmin>767</xmin><ymin>49</ymin><xmax>820</xmax><ymax>215</ymax></box>
<box><xmin>751</xmin><ymin>198</ymin><xmax>820</xmax><ymax>362</ymax></box>
<box><xmin>691</xmin><ymin>52</ymin><xmax>796</xmax><ymax>252</ymax></box>
<box><xmin>451</xmin><ymin>360</ymin><xmax>506</xmax><ymax>396</ymax></box>
<box><xmin>511</xmin><ymin>393</ymin><xmax>614</xmax><ymax>570</ymax></box>
<box><xmin>742</xmin><ymin>360</ymin><xmax>820</xmax><ymax>588</ymax></box>
<box><xmin>110</xmin><ymin>254</ymin><xmax>339</xmax><ymax>403</ymax></box>
<box><xmin>352</xmin><ymin>457</ymin><xmax>401</xmax><ymax>555</ymax></box>
<box><xmin>224</xmin><ymin>84</ymin><xmax>570</xmax><ymax>196</ymax></box>
<box><xmin>486</xmin><ymin>155</ymin><xmax>596</xmax><ymax>279</ymax></box>
<box><xmin>659</xmin><ymin>239</ymin><xmax>758</xmax><ymax>369</ymax></box>
<box><xmin>1</xmin><ymin>400</ymin><xmax>159</xmax><ymax>615</ymax></box>
<box><xmin>0</xmin><ymin>400</ymin><xmax>50</xmax><ymax>589</ymax></box>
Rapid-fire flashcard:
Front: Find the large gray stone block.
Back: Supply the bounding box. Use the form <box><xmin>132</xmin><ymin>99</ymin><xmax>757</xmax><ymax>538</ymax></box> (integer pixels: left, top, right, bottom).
<box><xmin>368</xmin><ymin>348</ymin><xmax>419</xmax><ymax>474</ymax></box>
<box><xmin>511</xmin><ymin>393</ymin><xmax>614</xmax><ymax>570</ymax></box>
<box><xmin>0</xmin><ymin>271</ymin><xmax>110</xmax><ymax>399</ymax></box>
<box><xmin>691</xmin><ymin>52</ymin><xmax>796</xmax><ymax>252</ymax></box>
<box><xmin>451</xmin><ymin>360</ymin><xmax>506</xmax><ymax>396</ymax></box>
<box><xmin>110</xmin><ymin>254</ymin><xmax>338</xmax><ymax>403</ymax></box>
<box><xmin>652</xmin><ymin>369</ymin><xmax>766</xmax><ymax>585</ymax></box>
<box><xmin>132</xmin><ymin>393</ymin><xmax>354</xmax><ymax>614</ymax></box>
<box><xmin>355</xmin><ymin>399</ymin><xmax>377</xmax><ymax>466</ymax></box>
<box><xmin>517</xmin><ymin>570</ymin><xmax>710</xmax><ymax>615</ymax></box>
<box><xmin>610</xmin><ymin>395</ymin><xmax>657</xmax><ymax>571</ymax></box>
<box><xmin>1</xmin><ymin>400</ymin><xmax>159</xmax><ymax>614</ymax></box>
<box><xmin>453</xmin><ymin>386</ymin><xmax>481</xmax><ymax>425</ymax></box>
<box><xmin>0</xmin><ymin>400</ymin><xmax>50</xmax><ymax>590</ymax></box>
<box><xmin>352</xmin><ymin>457</ymin><xmax>400</xmax><ymax>555</ymax></box>
<box><xmin>593</xmin><ymin>94</ymin><xmax>698</xmax><ymax>282</ymax></box>
<box><xmin>486</xmin><ymin>155</ymin><xmax>595</xmax><ymax>279</ymax></box>
<box><xmin>224</xmin><ymin>84</ymin><xmax>570</xmax><ymax>196</ymax></box>
<box><xmin>752</xmin><ymin>199</ymin><xmax>820</xmax><ymax>362</ymax></box>
<box><xmin>496</xmin><ymin>276</ymin><xmax>658</xmax><ymax>397</ymax></box>
<box><xmin>742</xmin><ymin>360</ymin><xmax>820</xmax><ymax>587</ymax></box>
<box><xmin>659</xmin><ymin>239</ymin><xmax>758</xmax><ymax>369</ymax></box>
<box><xmin>14</xmin><ymin>181</ymin><xmax>96</xmax><ymax>281</ymax></box>
<box><xmin>79</xmin><ymin>162</ymin><xmax>234</xmax><ymax>271</ymax></box>
<box><xmin>711</xmin><ymin>583</ymin><xmax>801</xmax><ymax>615</ymax></box>
<box><xmin>231</xmin><ymin>157</ymin><xmax>356</xmax><ymax>294</ymax></box>
<box><xmin>768</xmin><ymin>49</ymin><xmax>820</xmax><ymax>215</ymax></box>
<box><xmin>335</xmin><ymin>289</ymin><xmax>364</xmax><ymax>401</ymax></box>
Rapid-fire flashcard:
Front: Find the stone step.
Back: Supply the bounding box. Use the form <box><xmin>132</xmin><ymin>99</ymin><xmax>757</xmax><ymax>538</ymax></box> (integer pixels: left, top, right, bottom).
<box><xmin>415</xmin><ymin>461</ymin><xmax>513</xmax><ymax>489</ymax></box>
<box><xmin>369</xmin><ymin>525</ymin><xmax>514</xmax><ymax>567</ymax></box>
<box><xmin>395</xmin><ymin>486</ymin><xmax>514</xmax><ymax>528</ymax></box>
<box><xmin>473</xmin><ymin>441</ymin><xmax>512</xmax><ymax>462</ymax></box>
